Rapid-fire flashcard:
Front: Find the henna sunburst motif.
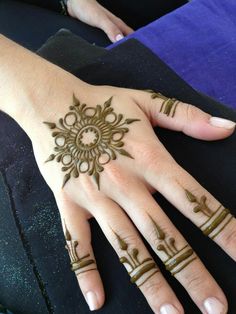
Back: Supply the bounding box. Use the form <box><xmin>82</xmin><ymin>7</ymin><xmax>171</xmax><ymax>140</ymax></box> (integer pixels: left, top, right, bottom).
<box><xmin>44</xmin><ymin>95</ymin><xmax>140</xmax><ymax>189</ymax></box>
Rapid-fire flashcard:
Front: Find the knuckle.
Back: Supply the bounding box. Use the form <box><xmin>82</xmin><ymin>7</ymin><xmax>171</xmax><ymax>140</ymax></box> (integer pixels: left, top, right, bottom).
<box><xmin>117</xmin><ymin>232</ymin><xmax>140</xmax><ymax>247</ymax></box>
<box><xmin>184</xmin><ymin>271</ymin><xmax>203</xmax><ymax>291</ymax></box>
<box><xmin>143</xmin><ymin>275</ymin><xmax>164</xmax><ymax>296</ymax></box>
<box><xmin>185</xmin><ymin>103</ymin><xmax>198</xmax><ymax>123</ymax></box>
<box><xmin>137</xmin><ymin>142</ymin><xmax>176</xmax><ymax>173</ymax></box>
<box><xmin>140</xmin><ymin>144</ymin><xmax>161</xmax><ymax>168</ymax></box>
<box><xmin>221</xmin><ymin>225</ymin><xmax>236</xmax><ymax>249</ymax></box>
<box><xmin>105</xmin><ymin>163</ymin><xmax>131</xmax><ymax>195</ymax></box>
<box><xmin>102</xmin><ymin>20</ymin><xmax>118</xmax><ymax>34</ymax></box>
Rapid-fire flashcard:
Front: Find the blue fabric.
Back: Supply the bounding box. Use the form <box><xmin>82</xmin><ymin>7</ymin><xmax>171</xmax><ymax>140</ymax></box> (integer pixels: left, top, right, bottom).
<box><xmin>109</xmin><ymin>0</ymin><xmax>236</xmax><ymax>110</ymax></box>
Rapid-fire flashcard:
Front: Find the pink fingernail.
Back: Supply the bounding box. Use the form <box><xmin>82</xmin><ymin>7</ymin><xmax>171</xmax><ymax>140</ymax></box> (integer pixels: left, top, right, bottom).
<box><xmin>204</xmin><ymin>297</ymin><xmax>226</xmax><ymax>314</ymax></box>
<box><xmin>160</xmin><ymin>304</ymin><xmax>180</xmax><ymax>314</ymax></box>
<box><xmin>86</xmin><ymin>291</ymin><xmax>99</xmax><ymax>311</ymax></box>
<box><xmin>209</xmin><ymin>117</ymin><xmax>235</xmax><ymax>129</ymax></box>
<box><xmin>115</xmin><ymin>34</ymin><xmax>124</xmax><ymax>42</ymax></box>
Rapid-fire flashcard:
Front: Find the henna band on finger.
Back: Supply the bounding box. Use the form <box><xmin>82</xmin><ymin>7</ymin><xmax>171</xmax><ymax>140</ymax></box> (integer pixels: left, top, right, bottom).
<box><xmin>185</xmin><ymin>189</ymin><xmax>234</xmax><ymax>239</ymax></box>
<box><xmin>113</xmin><ymin>232</ymin><xmax>159</xmax><ymax>287</ymax></box>
<box><xmin>145</xmin><ymin>89</ymin><xmax>179</xmax><ymax>118</ymax></box>
<box><xmin>149</xmin><ymin>215</ymin><xmax>197</xmax><ymax>276</ymax></box>
<box><xmin>64</xmin><ymin>222</ymin><xmax>96</xmax><ymax>274</ymax></box>
<box><xmin>44</xmin><ymin>95</ymin><xmax>140</xmax><ymax>189</ymax></box>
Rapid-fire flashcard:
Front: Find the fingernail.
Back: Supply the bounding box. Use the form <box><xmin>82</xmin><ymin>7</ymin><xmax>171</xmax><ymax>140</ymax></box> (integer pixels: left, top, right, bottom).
<box><xmin>115</xmin><ymin>34</ymin><xmax>124</xmax><ymax>42</ymax></box>
<box><xmin>86</xmin><ymin>291</ymin><xmax>99</xmax><ymax>311</ymax></box>
<box><xmin>160</xmin><ymin>304</ymin><xmax>180</xmax><ymax>314</ymax></box>
<box><xmin>209</xmin><ymin>117</ymin><xmax>236</xmax><ymax>129</ymax></box>
<box><xmin>204</xmin><ymin>297</ymin><xmax>226</xmax><ymax>314</ymax></box>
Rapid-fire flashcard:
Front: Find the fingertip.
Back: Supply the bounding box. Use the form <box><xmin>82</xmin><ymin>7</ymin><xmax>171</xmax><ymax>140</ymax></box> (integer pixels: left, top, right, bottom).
<box><xmin>78</xmin><ymin>270</ymin><xmax>105</xmax><ymax>311</ymax></box>
<box><xmin>209</xmin><ymin>116</ymin><xmax>235</xmax><ymax>131</ymax></box>
<box><xmin>85</xmin><ymin>290</ymin><xmax>104</xmax><ymax>311</ymax></box>
<box><xmin>100</xmin><ymin>18</ymin><xmax>124</xmax><ymax>43</ymax></box>
<box><xmin>193</xmin><ymin>116</ymin><xmax>235</xmax><ymax>141</ymax></box>
<box><xmin>183</xmin><ymin>106</ymin><xmax>235</xmax><ymax>140</ymax></box>
<box><xmin>115</xmin><ymin>33</ymin><xmax>124</xmax><ymax>42</ymax></box>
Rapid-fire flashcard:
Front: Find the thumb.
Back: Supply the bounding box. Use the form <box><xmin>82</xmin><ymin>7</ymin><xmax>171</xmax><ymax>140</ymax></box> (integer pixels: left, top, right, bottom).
<box><xmin>100</xmin><ymin>16</ymin><xmax>125</xmax><ymax>43</ymax></box>
<box><xmin>135</xmin><ymin>90</ymin><xmax>235</xmax><ymax>141</ymax></box>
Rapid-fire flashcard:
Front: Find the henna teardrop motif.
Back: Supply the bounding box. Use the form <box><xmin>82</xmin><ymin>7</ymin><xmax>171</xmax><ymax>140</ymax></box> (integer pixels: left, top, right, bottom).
<box><xmin>44</xmin><ymin>95</ymin><xmax>140</xmax><ymax>189</ymax></box>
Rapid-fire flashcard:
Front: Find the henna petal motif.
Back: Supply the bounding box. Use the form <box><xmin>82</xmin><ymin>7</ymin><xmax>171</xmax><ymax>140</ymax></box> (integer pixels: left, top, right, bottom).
<box><xmin>44</xmin><ymin>95</ymin><xmax>140</xmax><ymax>189</ymax></box>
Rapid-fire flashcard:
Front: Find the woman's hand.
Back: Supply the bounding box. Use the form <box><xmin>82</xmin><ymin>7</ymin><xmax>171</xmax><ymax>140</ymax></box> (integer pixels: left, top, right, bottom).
<box><xmin>31</xmin><ymin>80</ymin><xmax>236</xmax><ymax>314</ymax></box>
<box><xmin>1</xmin><ymin>35</ymin><xmax>235</xmax><ymax>314</ymax></box>
<box><xmin>66</xmin><ymin>0</ymin><xmax>134</xmax><ymax>42</ymax></box>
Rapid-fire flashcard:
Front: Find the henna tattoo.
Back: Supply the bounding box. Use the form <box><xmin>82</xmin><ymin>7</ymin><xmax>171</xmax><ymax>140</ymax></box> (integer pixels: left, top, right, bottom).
<box><xmin>64</xmin><ymin>222</ymin><xmax>96</xmax><ymax>274</ymax></box>
<box><xmin>44</xmin><ymin>95</ymin><xmax>140</xmax><ymax>189</ymax></box>
<box><xmin>150</xmin><ymin>215</ymin><xmax>196</xmax><ymax>276</ymax></box>
<box><xmin>145</xmin><ymin>89</ymin><xmax>179</xmax><ymax>117</ymax></box>
<box><xmin>114</xmin><ymin>232</ymin><xmax>158</xmax><ymax>287</ymax></box>
<box><xmin>185</xmin><ymin>189</ymin><xmax>234</xmax><ymax>239</ymax></box>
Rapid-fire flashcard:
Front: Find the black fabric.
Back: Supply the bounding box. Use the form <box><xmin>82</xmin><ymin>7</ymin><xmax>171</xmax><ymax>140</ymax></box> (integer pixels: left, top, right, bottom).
<box><xmin>0</xmin><ymin>0</ymin><xmax>110</xmax><ymax>51</ymax></box>
<box><xmin>37</xmin><ymin>29</ymin><xmax>107</xmax><ymax>71</ymax></box>
<box><xmin>0</xmin><ymin>0</ymin><xmax>187</xmax><ymax>52</ymax></box>
<box><xmin>15</xmin><ymin>0</ymin><xmax>187</xmax><ymax>30</ymax></box>
<box><xmin>0</xmin><ymin>32</ymin><xmax>235</xmax><ymax>314</ymax></box>
<box><xmin>98</xmin><ymin>0</ymin><xmax>187</xmax><ymax>29</ymax></box>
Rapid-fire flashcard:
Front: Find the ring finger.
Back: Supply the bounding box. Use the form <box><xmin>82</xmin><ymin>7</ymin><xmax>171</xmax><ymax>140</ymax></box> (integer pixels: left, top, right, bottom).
<box><xmin>146</xmin><ymin>161</ymin><xmax>236</xmax><ymax>261</ymax></box>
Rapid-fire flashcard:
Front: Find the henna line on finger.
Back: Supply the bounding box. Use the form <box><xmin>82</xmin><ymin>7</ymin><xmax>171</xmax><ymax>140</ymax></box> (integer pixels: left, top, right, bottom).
<box><xmin>202</xmin><ymin>208</ymin><xmax>230</xmax><ymax>236</ymax></box>
<box><xmin>164</xmin><ymin>244</ymin><xmax>189</xmax><ymax>263</ymax></box>
<box><xmin>130</xmin><ymin>262</ymin><xmax>157</xmax><ymax>283</ymax></box>
<box><xmin>199</xmin><ymin>205</ymin><xmax>222</xmax><ymax>228</ymax></box>
<box><xmin>64</xmin><ymin>222</ymin><xmax>96</xmax><ymax>272</ymax></box>
<box><xmin>211</xmin><ymin>216</ymin><xmax>233</xmax><ymax>240</ymax></box>
<box><xmin>144</xmin><ymin>89</ymin><xmax>178</xmax><ymax>117</ymax></box>
<box><xmin>165</xmin><ymin>249</ymin><xmax>194</xmax><ymax>271</ymax></box>
<box><xmin>112</xmin><ymin>231</ymin><xmax>157</xmax><ymax>286</ymax></box>
<box><xmin>137</xmin><ymin>269</ymin><xmax>159</xmax><ymax>288</ymax></box>
<box><xmin>185</xmin><ymin>189</ymin><xmax>234</xmax><ymax>238</ymax></box>
<box><xmin>171</xmin><ymin>101</ymin><xmax>179</xmax><ymax>117</ymax></box>
<box><xmin>149</xmin><ymin>215</ymin><xmax>195</xmax><ymax>275</ymax></box>
<box><xmin>171</xmin><ymin>257</ymin><xmax>197</xmax><ymax>276</ymax></box>
<box><xmin>75</xmin><ymin>268</ymin><xmax>98</xmax><ymax>276</ymax></box>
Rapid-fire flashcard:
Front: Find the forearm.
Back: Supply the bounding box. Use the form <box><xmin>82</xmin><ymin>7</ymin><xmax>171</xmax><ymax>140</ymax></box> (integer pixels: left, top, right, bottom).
<box><xmin>0</xmin><ymin>35</ymin><xmax>87</xmax><ymax>138</ymax></box>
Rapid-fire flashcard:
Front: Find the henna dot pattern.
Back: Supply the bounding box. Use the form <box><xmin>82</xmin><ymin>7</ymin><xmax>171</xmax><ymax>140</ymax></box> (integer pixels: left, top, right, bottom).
<box><xmin>44</xmin><ymin>95</ymin><xmax>140</xmax><ymax>188</ymax></box>
<box><xmin>145</xmin><ymin>89</ymin><xmax>179</xmax><ymax>117</ymax></box>
<box><xmin>114</xmin><ymin>231</ymin><xmax>158</xmax><ymax>287</ymax></box>
<box><xmin>185</xmin><ymin>189</ymin><xmax>234</xmax><ymax>239</ymax></box>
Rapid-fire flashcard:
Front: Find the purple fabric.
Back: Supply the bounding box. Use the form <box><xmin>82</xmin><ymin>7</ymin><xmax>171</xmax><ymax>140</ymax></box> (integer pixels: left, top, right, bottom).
<box><xmin>109</xmin><ymin>0</ymin><xmax>236</xmax><ymax>110</ymax></box>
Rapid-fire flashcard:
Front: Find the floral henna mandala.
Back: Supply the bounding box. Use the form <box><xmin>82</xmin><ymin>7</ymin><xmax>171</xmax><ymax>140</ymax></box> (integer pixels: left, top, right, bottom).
<box><xmin>114</xmin><ymin>232</ymin><xmax>159</xmax><ymax>287</ymax></box>
<box><xmin>149</xmin><ymin>215</ymin><xmax>197</xmax><ymax>276</ymax></box>
<box><xmin>185</xmin><ymin>189</ymin><xmax>234</xmax><ymax>239</ymax></box>
<box><xmin>43</xmin><ymin>95</ymin><xmax>140</xmax><ymax>189</ymax></box>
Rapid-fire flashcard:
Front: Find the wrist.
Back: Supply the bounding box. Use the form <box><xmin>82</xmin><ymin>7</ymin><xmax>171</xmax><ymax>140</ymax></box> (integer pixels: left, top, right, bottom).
<box><xmin>0</xmin><ymin>35</ymin><xmax>88</xmax><ymax>138</ymax></box>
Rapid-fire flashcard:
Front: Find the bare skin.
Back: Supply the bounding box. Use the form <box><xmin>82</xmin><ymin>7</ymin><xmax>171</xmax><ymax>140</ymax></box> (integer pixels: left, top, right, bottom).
<box><xmin>0</xmin><ymin>35</ymin><xmax>235</xmax><ymax>314</ymax></box>
<box><xmin>67</xmin><ymin>0</ymin><xmax>134</xmax><ymax>42</ymax></box>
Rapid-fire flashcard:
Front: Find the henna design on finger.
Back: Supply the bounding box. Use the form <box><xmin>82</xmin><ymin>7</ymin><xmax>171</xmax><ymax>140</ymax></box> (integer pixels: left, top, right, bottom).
<box><xmin>185</xmin><ymin>189</ymin><xmax>234</xmax><ymax>239</ymax></box>
<box><xmin>145</xmin><ymin>89</ymin><xmax>179</xmax><ymax>117</ymax></box>
<box><xmin>44</xmin><ymin>95</ymin><xmax>140</xmax><ymax>189</ymax></box>
<box><xmin>113</xmin><ymin>232</ymin><xmax>158</xmax><ymax>287</ymax></box>
<box><xmin>64</xmin><ymin>222</ymin><xmax>96</xmax><ymax>274</ymax></box>
<box><xmin>149</xmin><ymin>215</ymin><xmax>196</xmax><ymax>276</ymax></box>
